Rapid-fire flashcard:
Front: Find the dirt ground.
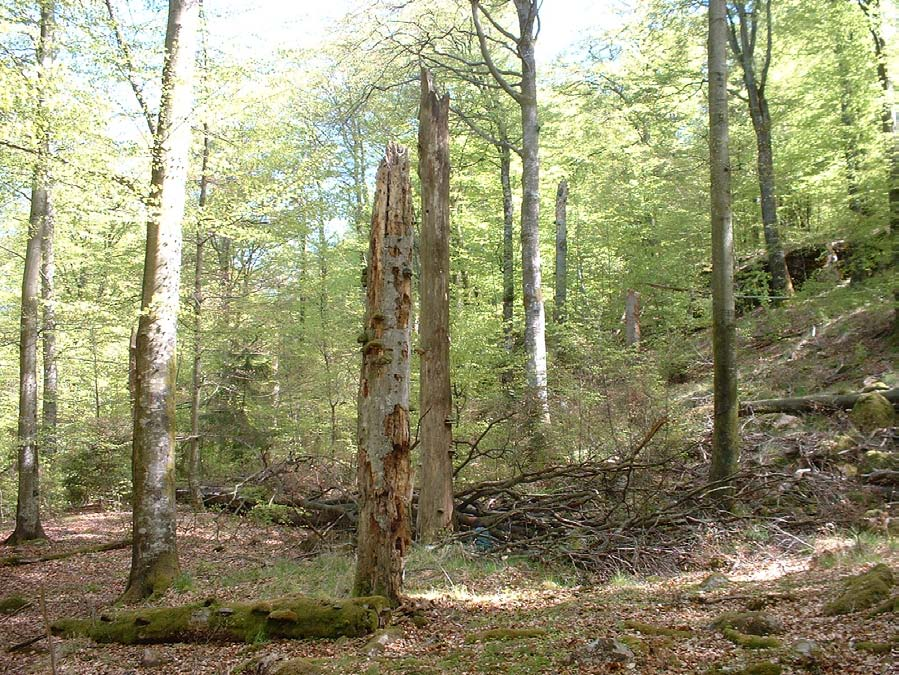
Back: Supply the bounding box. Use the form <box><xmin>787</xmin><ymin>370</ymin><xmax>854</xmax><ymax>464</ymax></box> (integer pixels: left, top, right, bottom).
<box><xmin>0</xmin><ymin>510</ymin><xmax>896</xmax><ymax>674</ymax></box>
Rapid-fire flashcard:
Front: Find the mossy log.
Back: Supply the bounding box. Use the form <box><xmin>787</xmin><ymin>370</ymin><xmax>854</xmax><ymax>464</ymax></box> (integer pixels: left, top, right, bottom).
<box><xmin>823</xmin><ymin>563</ymin><xmax>894</xmax><ymax>616</ymax></box>
<box><xmin>0</xmin><ymin>539</ymin><xmax>131</xmax><ymax>566</ymax></box>
<box><xmin>51</xmin><ymin>594</ymin><xmax>389</xmax><ymax>644</ymax></box>
<box><xmin>740</xmin><ymin>388</ymin><xmax>899</xmax><ymax>416</ymax></box>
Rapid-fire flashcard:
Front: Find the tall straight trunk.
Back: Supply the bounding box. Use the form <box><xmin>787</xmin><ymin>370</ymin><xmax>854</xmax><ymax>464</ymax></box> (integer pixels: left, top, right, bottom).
<box><xmin>625</xmin><ymin>289</ymin><xmax>640</xmax><ymax>347</ymax></box>
<box><xmin>553</xmin><ymin>179</ymin><xmax>568</xmax><ymax>323</ymax></box>
<box><xmin>354</xmin><ymin>144</ymin><xmax>414</xmax><ymax>605</ymax></box>
<box><xmin>709</xmin><ymin>0</ymin><xmax>740</xmax><ymax>485</ymax></box>
<box><xmin>123</xmin><ymin>0</ymin><xmax>199</xmax><ymax>602</ymax></box>
<box><xmin>6</xmin><ymin>0</ymin><xmax>54</xmax><ymax>546</ymax></box>
<box><xmin>416</xmin><ymin>69</ymin><xmax>454</xmax><ymax>543</ymax></box>
<box><xmin>500</xmin><ymin>141</ymin><xmax>514</xmax><ymax>352</ymax></box>
<box><xmin>858</xmin><ymin>0</ymin><xmax>898</xmax><ymax>232</ymax></box>
<box><xmin>40</xmin><ymin>182</ymin><xmax>57</xmax><ymax>456</ymax></box>
<box><xmin>729</xmin><ymin>1</ymin><xmax>792</xmax><ymax>300</ymax></box>
<box><xmin>188</xmin><ymin>125</ymin><xmax>210</xmax><ymax>510</ymax></box>
<box><xmin>516</xmin><ymin>10</ymin><xmax>549</xmax><ymax>416</ymax></box>
<box><xmin>472</xmin><ymin>0</ymin><xmax>547</xmax><ymax>418</ymax></box>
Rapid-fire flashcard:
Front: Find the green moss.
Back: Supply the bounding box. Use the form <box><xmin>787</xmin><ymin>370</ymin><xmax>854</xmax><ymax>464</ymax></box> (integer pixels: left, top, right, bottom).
<box><xmin>853</xmin><ymin>640</ymin><xmax>892</xmax><ymax>654</ymax></box>
<box><xmin>465</xmin><ymin>628</ymin><xmax>547</xmax><ymax>643</ymax></box>
<box><xmin>0</xmin><ymin>595</ymin><xmax>29</xmax><ymax>613</ymax></box>
<box><xmin>52</xmin><ymin>594</ymin><xmax>390</xmax><ymax>644</ymax></box>
<box><xmin>618</xmin><ymin>634</ymin><xmax>648</xmax><ymax>655</ymax></box>
<box><xmin>722</xmin><ymin>628</ymin><xmax>782</xmax><ymax>649</ymax></box>
<box><xmin>271</xmin><ymin>657</ymin><xmax>323</xmax><ymax>674</ymax></box>
<box><xmin>850</xmin><ymin>393</ymin><xmax>895</xmax><ymax>431</ymax></box>
<box><xmin>858</xmin><ymin>450</ymin><xmax>898</xmax><ymax>475</ymax></box>
<box><xmin>823</xmin><ymin>563</ymin><xmax>895</xmax><ymax>615</ymax></box>
<box><xmin>623</xmin><ymin>619</ymin><xmax>692</xmax><ymax>638</ymax></box>
<box><xmin>713</xmin><ymin>611</ymin><xmax>784</xmax><ymax>635</ymax></box>
<box><xmin>741</xmin><ymin>662</ymin><xmax>783</xmax><ymax>675</ymax></box>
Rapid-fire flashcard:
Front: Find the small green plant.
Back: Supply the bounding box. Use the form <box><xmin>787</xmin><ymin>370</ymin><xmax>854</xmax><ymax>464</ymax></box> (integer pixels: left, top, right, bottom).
<box><xmin>173</xmin><ymin>572</ymin><xmax>194</xmax><ymax>593</ymax></box>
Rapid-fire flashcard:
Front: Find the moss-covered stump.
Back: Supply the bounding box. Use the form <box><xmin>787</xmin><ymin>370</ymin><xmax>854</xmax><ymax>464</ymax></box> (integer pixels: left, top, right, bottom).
<box><xmin>823</xmin><ymin>563</ymin><xmax>894</xmax><ymax>616</ymax></box>
<box><xmin>52</xmin><ymin>595</ymin><xmax>390</xmax><ymax>644</ymax></box>
<box><xmin>850</xmin><ymin>392</ymin><xmax>895</xmax><ymax>431</ymax></box>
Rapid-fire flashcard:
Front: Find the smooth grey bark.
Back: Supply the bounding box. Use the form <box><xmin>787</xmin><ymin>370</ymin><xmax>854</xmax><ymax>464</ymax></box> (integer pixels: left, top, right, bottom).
<box><xmin>857</xmin><ymin>0</ymin><xmax>898</xmax><ymax>232</ymax></box>
<box><xmin>188</xmin><ymin>124</ymin><xmax>210</xmax><ymax>510</ymax></box>
<box><xmin>471</xmin><ymin>0</ymin><xmax>548</xmax><ymax>418</ymax></box>
<box><xmin>123</xmin><ymin>0</ymin><xmax>199</xmax><ymax>602</ymax></box>
<box><xmin>727</xmin><ymin>1</ymin><xmax>793</xmax><ymax>300</ymax></box>
<box><xmin>554</xmin><ymin>179</ymin><xmax>568</xmax><ymax>323</ymax></box>
<box><xmin>416</xmin><ymin>69</ymin><xmax>454</xmax><ymax>543</ymax></box>
<box><xmin>6</xmin><ymin>0</ymin><xmax>55</xmax><ymax>546</ymax></box>
<box><xmin>40</xmin><ymin>171</ymin><xmax>57</xmax><ymax>457</ymax></box>
<box><xmin>709</xmin><ymin>0</ymin><xmax>740</xmax><ymax>484</ymax></box>
<box><xmin>354</xmin><ymin>143</ymin><xmax>414</xmax><ymax>606</ymax></box>
<box><xmin>624</xmin><ymin>289</ymin><xmax>640</xmax><ymax>347</ymax></box>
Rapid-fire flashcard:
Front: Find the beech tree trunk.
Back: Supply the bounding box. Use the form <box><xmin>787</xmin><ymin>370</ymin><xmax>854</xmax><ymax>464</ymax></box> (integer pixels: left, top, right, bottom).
<box><xmin>40</xmin><ymin>172</ymin><xmax>57</xmax><ymax>457</ymax></box>
<box><xmin>123</xmin><ymin>0</ymin><xmax>199</xmax><ymax>602</ymax></box>
<box><xmin>625</xmin><ymin>289</ymin><xmax>640</xmax><ymax>347</ymax></box>
<box><xmin>709</xmin><ymin>0</ymin><xmax>740</xmax><ymax>485</ymax></box>
<box><xmin>6</xmin><ymin>0</ymin><xmax>54</xmax><ymax>546</ymax></box>
<box><xmin>416</xmin><ymin>69</ymin><xmax>454</xmax><ymax>543</ymax></box>
<box><xmin>554</xmin><ymin>179</ymin><xmax>568</xmax><ymax>323</ymax></box>
<box><xmin>728</xmin><ymin>1</ymin><xmax>793</xmax><ymax>300</ymax></box>
<box><xmin>354</xmin><ymin>144</ymin><xmax>414</xmax><ymax>605</ymax></box>
<box><xmin>472</xmin><ymin>0</ymin><xmax>548</xmax><ymax>418</ymax></box>
<box><xmin>500</xmin><ymin>141</ymin><xmax>514</xmax><ymax>351</ymax></box>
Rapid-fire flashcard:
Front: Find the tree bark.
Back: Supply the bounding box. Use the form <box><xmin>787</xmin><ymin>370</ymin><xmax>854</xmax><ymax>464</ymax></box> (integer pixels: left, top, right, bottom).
<box><xmin>624</xmin><ymin>289</ymin><xmax>640</xmax><ymax>347</ymax></box>
<box><xmin>40</xmin><ymin>171</ymin><xmax>57</xmax><ymax>457</ymax></box>
<box><xmin>52</xmin><ymin>595</ymin><xmax>389</xmax><ymax>644</ymax></box>
<box><xmin>471</xmin><ymin>0</ymin><xmax>548</xmax><ymax>418</ymax></box>
<box><xmin>740</xmin><ymin>387</ymin><xmax>899</xmax><ymax>415</ymax></box>
<box><xmin>6</xmin><ymin>0</ymin><xmax>55</xmax><ymax>546</ymax></box>
<box><xmin>709</xmin><ymin>0</ymin><xmax>740</xmax><ymax>485</ymax></box>
<box><xmin>123</xmin><ymin>0</ymin><xmax>199</xmax><ymax>602</ymax></box>
<box><xmin>554</xmin><ymin>179</ymin><xmax>568</xmax><ymax>323</ymax></box>
<box><xmin>188</xmin><ymin>125</ymin><xmax>210</xmax><ymax>511</ymax></box>
<box><xmin>354</xmin><ymin>144</ymin><xmax>414</xmax><ymax>605</ymax></box>
<box><xmin>728</xmin><ymin>1</ymin><xmax>793</xmax><ymax>300</ymax></box>
<box><xmin>416</xmin><ymin>69</ymin><xmax>454</xmax><ymax>543</ymax></box>
<box><xmin>500</xmin><ymin>139</ymin><xmax>514</xmax><ymax>355</ymax></box>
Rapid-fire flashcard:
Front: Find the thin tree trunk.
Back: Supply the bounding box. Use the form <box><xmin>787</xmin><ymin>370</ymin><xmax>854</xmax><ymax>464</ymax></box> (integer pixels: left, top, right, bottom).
<box><xmin>729</xmin><ymin>1</ymin><xmax>793</xmax><ymax>300</ymax></box>
<box><xmin>554</xmin><ymin>179</ymin><xmax>568</xmax><ymax>324</ymax></box>
<box><xmin>709</xmin><ymin>0</ymin><xmax>740</xmax><ymax>485</ymax></box>
<box><xmin>91</xmin><ymin>326</ymin><xmax>101</xmax><ymax>419</ymax></box>
<box><xmin>123</xmin><ymin>0</ymin><xmax>199</xmax><ymax>602</ymax></box>
<box><xmin>353</xmin><ymin>144</ymin><xmax>414</xmax><ymax>605</ymax></box>
<box><xmin>6</xmin><ymin>0</ymin><xmax>54</xmax><ymax>546</ymax></box>
<box><xmin>500</xmin><ymin>140</ymin><xmax>514</xmax><ymax>354</ymax></box>
<box><xmin>188</xmin><ymin>125</ymin><xmax>210</xmax><ymax>511</ymax></box>
<box><xmin>40</xmin><ymin>183</ymin><xmax>57</xmax><ymax>456</ymax></box>
<box><xmin>416</xmin><ymin>69</ymin><xmax>454</xmax><ymax>543</ymax></box>
<box><xmin>517</xmin><ymin>9</ymin><xmax>549</xmax><ymax>418</ymax></box>
<box><xmin>625</xmin><ymin>289</ymin><xmax>640</xmax><ymax>347</ymax></box>
<box><xmin>472</xmin><ymin>0</ymin><xmax>548</xmax><ymax>418</ymax></box>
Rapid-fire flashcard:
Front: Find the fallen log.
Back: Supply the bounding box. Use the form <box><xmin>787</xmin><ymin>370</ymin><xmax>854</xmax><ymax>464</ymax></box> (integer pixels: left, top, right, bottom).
<box><xmin>52</xmin><ymin>594</ymin><xmax>389</xmax><ymax>644</ymax></box>
<box><xmin>0</xmin><ymin>539</ymin><xmax>131</xmax><ymax>567</ymax></box>
<box><xmin>740</xmin><ymin>388</ymin><xmax>899</xmax><ymax>416</ymax></box>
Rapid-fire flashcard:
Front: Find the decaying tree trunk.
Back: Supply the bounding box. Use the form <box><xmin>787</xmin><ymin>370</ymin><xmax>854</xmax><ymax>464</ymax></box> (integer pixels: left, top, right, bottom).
<box><xmin>52</xmin><ymin>595</ymin><xmax>389</xmax><ymax>644</ymax></box>
<box><xmin>709</xmin><ymin>0</ymin><xmax>740</xmax><ymax>486</ymax></box>
<box><xmin>354</xmin><ymin>143</ymin><xmax>414</xmax><ymax>605</ymax></box>
<box><xmin>741</xmin><ymin>387</ymin><xmax>899</xmax><ymax>415</ymax></box>
<box><xmin>416</xmin><ymin>69</ymin><xmax>454</xmax><ymax>543</ymax></box>
<box><xmin>554</xmin><ymin>179</ymin><xmax>568</xmax><ymax>323</ymax></box>
<box><xmin>124</xmin><ymin>0</ymin><xmax>199</xmax><ymax>602</ymax></box>
<box><xmin>625</xmin><ymin>289</ymin><xmax>640</xmax><ymax>346</ymax></box>
<box><xmin>6</xmin><ymin>0</ymin><xmax>55</xmax><ymax>546</ymax></box>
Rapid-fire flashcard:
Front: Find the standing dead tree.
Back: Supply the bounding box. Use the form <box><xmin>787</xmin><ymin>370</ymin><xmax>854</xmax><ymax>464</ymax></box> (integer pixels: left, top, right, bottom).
<box><xmin>354</xmin><ymin>143</ymin><xmax>414</xmax><ymax>605</ymax></box>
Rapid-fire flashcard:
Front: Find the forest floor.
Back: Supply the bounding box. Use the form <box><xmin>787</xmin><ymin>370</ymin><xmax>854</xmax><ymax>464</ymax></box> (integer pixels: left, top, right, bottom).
<box><xmin>0</xmin><ymin>509</ymin><xmax>896</xmax><ymax>674</ymax></box>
